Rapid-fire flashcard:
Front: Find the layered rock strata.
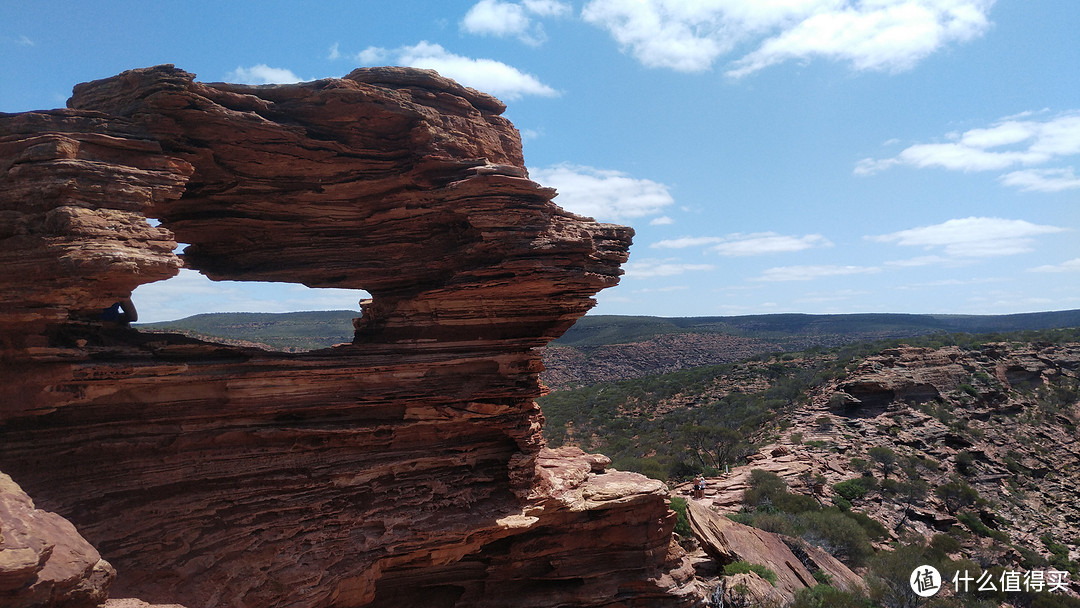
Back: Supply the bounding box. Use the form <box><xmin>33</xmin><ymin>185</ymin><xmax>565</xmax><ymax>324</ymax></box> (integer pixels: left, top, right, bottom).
<box><xmin>0</xmin><ymin>66</ymin><xmax>699</xmax><ymax>607</ymax></box>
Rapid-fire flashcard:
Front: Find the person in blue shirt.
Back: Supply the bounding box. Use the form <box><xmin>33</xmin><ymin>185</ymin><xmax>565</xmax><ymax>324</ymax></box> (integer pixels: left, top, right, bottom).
<box><xmin>101</xmin><ymin>297</ymin><xmax>138</xmax><ymax>327</ymax></box>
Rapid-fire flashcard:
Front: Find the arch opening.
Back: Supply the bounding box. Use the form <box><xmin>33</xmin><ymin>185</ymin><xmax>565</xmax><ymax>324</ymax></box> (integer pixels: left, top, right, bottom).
<box><xmin>130</xmin><ymin>269</ymin><xmax>369</xmax><ymax>352</ymax></box>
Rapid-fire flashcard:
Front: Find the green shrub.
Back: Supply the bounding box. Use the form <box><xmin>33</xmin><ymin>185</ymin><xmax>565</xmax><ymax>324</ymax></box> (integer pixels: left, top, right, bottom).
<box><xmin>849</xmin><ymin>457</ymin><xmax>871</xmax><ymax>474</ymax></box>
<box><xmin>955</xmin><ymin>450</ymin><xmax>977</xmax><ymax>475</ymax></box>
<box><xmin>935</xmin><ymin>476</ymin><xmax>980</xmax><ymax>513</ymax></box>
<box><xmin>743</xmin><ymin>469</ymin><xmax>789</xmax><ymax>510</ymax></box>
<box><xmin>723</xmin><ymin>561</ymin><xmax>777</xmax><ymax>585</ymax></box>
<box><xmin>800</xmin><ymin>510</ymin><xmax>874</xmax><ymax>567</ymax></box>
<box><xmin>957</xmin><ymin>512</ymin><xmax>1009</xmax><ymax>543</ymax></box>
<box><xmin>833</xmin><ymin>476</ymin><xmax>876</xmax><ymax>501</ymax></box>
<box><xmin>670</xmin><ymin>496</ymin><xmax>692</xmax><ymax>537</ymax></box>
<box><xmin>789</xmin><ymin>585</ymin><xmax>871</xmax><ymax>608</ymax></box>
<box><xmin>844</xmin><ymin>510</ymin><xmax>889</xmax><ymax>541</ymax></box>
<box><xmin>1018</xmin><ymin>544</ymin><xmax>1050</xmax><ymax>569</ymax></box>
<box><xmin>868</xmin><ymin>446</ymin><xmax>898</xmax><ymax>479</ymax></box>
<box><xmin>929</xmin><ymin>533</ymin><xmax>961</xmax><ymax>556</ymax></box>
<box><xmin>746</xmin><ymin>512</ymin><xmax>798</xmax><ymax>536</ymax></box>
<box><xmin>1031</xmin><ymin>594</ymin><xmax>1080</xmax><ymax>608</ymax></box>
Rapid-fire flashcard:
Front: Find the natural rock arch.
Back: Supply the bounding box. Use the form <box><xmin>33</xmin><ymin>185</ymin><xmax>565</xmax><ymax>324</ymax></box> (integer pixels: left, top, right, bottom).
<box><xmin>0</xmin><ymin>66</ymin><xmax>701</xmax><ymax>607</ymax></box>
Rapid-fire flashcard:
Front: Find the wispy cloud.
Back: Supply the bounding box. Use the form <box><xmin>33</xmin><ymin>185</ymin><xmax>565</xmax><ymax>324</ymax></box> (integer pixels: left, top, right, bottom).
<box><xmin>528</xmin><ymin>163</ymin><xmax>675</xmax><ymax>221</ymax></box>
<box><xmin>1030</xmin><ymin>258</ymin><xmax>1080</xmax><ymax>273</ymax></box>
<box><xmin>622</xmin><ymin>258</ymin><xmax>715</xmax><ymax>279</ymax></box>
<box><xmin>856</xmin><ymin>110</ymin><xmax>1080</xmax><ymax>191</ymax></box>
<box><xmin>347</xmin><ymin>41</ymin><xmax>558</xmax><ymax>100</ymax></box>
<box><xmin>633</xmin><ymin>285</ymin><xmax>690</xmax><ymax>293</ymax></box>
<box><xmin>227</xmin><ymin>64</ymin><xmax>303</xmax><ymax>84</ymax></box>
<box><xmin>652</xmin><ymin>232</ymin><xmax>832</xmax><ymax>256</ymax></box>
<box><xmin>649</xmin><ymin>216</ymin><xmax>675</xmax><ymax>226</ymax></box>
<box><xmin>869</xmin><ymin>217</ymin><xmax>1067</xmax><ymax>257</ymax></box>
<box><xmin>754</xmin><ymin>265</ymin><xmax>881</xmax><ymax>282</ymax></box>
<box><xmin>461</xmin><ymin>0</ymin><xmax>571</xmax><ymax>46</ymax></box>
<box><xmin>999</xmin><ymin>167</ymin><xmax>1080</xmax><ymax>192</ymax></box>
<box><xmin>581</xmin><ymin>0</ymin><xmax>994</xmax><ymax>76</ymax></box>
<box><xmin>884</xmin><ymin>254</ymin><xmax>952</xmax><ymax>267</ymax></box>
<box><xmin>796</xmin><ymin>289</ymin><xmax>871</xmax><ymax>304</ymax></box>
<box><xmin>16</xmin><ymin>35</ymin><xmax>34</xmax><ymax>47</ymax></box>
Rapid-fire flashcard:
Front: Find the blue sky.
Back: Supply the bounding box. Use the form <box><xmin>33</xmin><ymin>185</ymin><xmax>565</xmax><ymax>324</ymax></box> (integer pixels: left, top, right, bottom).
<box><xmin>3</xmin><ymin>1</ymin><xmax>1078</xmax><ymax>322</ymax></box>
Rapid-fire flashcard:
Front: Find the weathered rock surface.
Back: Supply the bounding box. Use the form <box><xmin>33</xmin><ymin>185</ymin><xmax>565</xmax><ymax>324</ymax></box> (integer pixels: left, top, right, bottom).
<box><xmin>0</xmin><ymin>473</ymin><xmax>114</xmax><ymax>608</ymax></box>
<box><xmin>0</xmin><ymin>109</ymin><xmax>188</xmax><ymax>343</ymax></box>
<box><xmin>0</xmin><ymin>66</ymin><xmax>699</xmax><ymax>607</ymax></box>
<box><xmin>687</xmin><ymin>342</ymin><xmax>1080</xmax><ymax>600</ymax></box>
<box><xmin>687</xmin><ymin>501</ymin><xmax>861</xmax><ymax>606</ymax></box>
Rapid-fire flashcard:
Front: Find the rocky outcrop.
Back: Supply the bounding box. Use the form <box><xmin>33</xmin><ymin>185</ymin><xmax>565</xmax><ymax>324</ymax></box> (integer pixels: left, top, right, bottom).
<box><xmin>0</xmin><ymin>66</ymin><xmax>699</xmax><ymax>607</ymax></box>
<box><xmin>0</xmin><ymin>473</ymin><xmax>114</xmax><ymax>608</ymax></box>
<box><xmin>690</xmin><ymin>342</ymin><xmax>1080</xmax><ymax>599</ymax></box>
<box><xmin>687</xmin><ymin>501</ymin><xmax>861</xmax><ymax>606</ymax></box>
<box><xmin>0</xmin><ymin>109</ymin><xmax>188</xmax><ymax>346</ymax></box>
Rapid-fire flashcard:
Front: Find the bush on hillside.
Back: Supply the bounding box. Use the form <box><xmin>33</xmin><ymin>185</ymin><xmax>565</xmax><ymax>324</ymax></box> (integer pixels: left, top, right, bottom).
<box><xmin>722</xmin><ymin>561</ymin><xmax>777</xmax><ymax>585</ymax></box>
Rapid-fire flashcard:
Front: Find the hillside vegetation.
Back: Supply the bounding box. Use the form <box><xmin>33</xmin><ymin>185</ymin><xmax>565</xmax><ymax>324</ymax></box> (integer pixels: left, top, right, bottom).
<box><xmin>137</xmin><ymin>310</ymin><xmax>357</xmax><ymax>351</ymax></box>
<box><xmin>540</xmin><ymin>327</ymin><xmax>1080</xmax><ymax>607</ymax></box>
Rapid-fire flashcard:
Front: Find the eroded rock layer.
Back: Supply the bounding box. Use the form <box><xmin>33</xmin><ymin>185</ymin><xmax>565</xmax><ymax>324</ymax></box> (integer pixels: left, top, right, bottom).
<box><xmin>0</xmin><ymin>66</ymin><xmax>699</xmax><ymax>607</ymax></box>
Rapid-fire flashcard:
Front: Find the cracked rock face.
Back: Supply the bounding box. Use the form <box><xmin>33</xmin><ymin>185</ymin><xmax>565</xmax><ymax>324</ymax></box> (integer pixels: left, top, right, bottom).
<box><xmin>0</xmin><ymin>66</ymin><xmax>700</xmax><ymax>607</ymax></box>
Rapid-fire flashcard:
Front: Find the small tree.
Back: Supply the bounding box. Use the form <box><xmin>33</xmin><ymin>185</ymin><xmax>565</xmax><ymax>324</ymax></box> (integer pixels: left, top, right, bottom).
<box><xmin>892</xmin><ymin>477</ymin><xmax>930</xmax><ymax>533</ymax></box>
<box><xmin>934</xmin><ymin>475</ymin><xmax>980</xmax><ymax>514</ymax></box>
<box><xmin>868</xmin><ymin>446</ymin><xmax>898</xmax><ymax>480</ymax></box>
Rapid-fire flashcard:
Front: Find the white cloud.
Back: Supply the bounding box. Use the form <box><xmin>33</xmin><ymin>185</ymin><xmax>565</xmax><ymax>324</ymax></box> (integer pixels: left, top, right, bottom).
<box><xmin>884</xmin><ymin>254</ymin><xmax>951</xmax><ymax>267</ymax></box>
<box><xmin>651</xmin><ymin>236</ymin><xmax>726</xmax><ymax>249</ymax></box>
<box><xmin>649</xmin><ymin>216</ymin><xmax>675</xmax><ymax>225</ymax></box>
<box><xmin>528</xmin><ymin>163</ymin><xmax>675</xmax><ymax>221</ymax></box>
<box><xmin>622</xmin><ymin>257</ymin><xmax>715</xmax><ymax>278</ymax></box>
<box><xmin>652</xmin><ymin>232</ymin><xmax>832</xmax><ymax>256</ymax></box>
<box><xmin>463</xmin><ymin>0</ymin><xmax>538</xmax><ymax>43</ymax></box>
<box><xmin>1031</xmin><ymin>258</ymin><xmax>1080</xmax><ymax>273</ymax></box>
<box><xmin>355</xmin><ymin>46</ymin><xmax>390</xmax><ymax>64</ymax></box>
<box><xmin>727</xmin><ymin>0</ymin><xmax>993</xmax><ymax>77</ymax></box>
<box><xmin>581</xmin><ymin>0</ymin><xmax>994</xmax><ymax>76</ymax></box>
<box><xmin>17</xmin><ymin>35</ymin><xmax>34</xmax><ymax>47</ymax></box>
<box><xmin>796</xmin><ymin>289</ymin><xmax>871</xmax><ymax>304</ymax></box>
<box><xmin>353</xmin><ymin>41</ymin><xmax>558</xmax><ymax>100</ymax></box>
<box><xmin>999</xmin><ymin>167</ymin><xmax>1080</xmax><ymax>192</ymax></box>
<box><xmin>869</xmin><ymin>217</ymin><xmax>1067</xmax><ymax>258</ymax></box>
<box><xmin>328</xmin><ymin>42</ymin><xmax>341</xmax><ymax>60</ymax></box>
<box><xmin>524</xmin><ymin>0</ymin><xmax>571</xmax><ymax>17</ymax></box>
<box><xmin>227</xmin><ymin>64</ymin><xmax>303</xmax><ymax>85</ymax></box>
<box><xmin>633</xmin><ymin>285</ymin><xmax>690</xmax><ymax>293</ymax></box>
<box><xmin>856</xmin><ymin>110</ymin><xmax>1080</xmax><ymax>191</ymax></box>
<box><xmin>461</xmin><ymin>0</ymin><xmax>571</xmax><ymax>46</ymax></box>
<box><xmin>754</xmin><ymin>265</ymin><xmax>881</xmax><ymax>282</ymax></box>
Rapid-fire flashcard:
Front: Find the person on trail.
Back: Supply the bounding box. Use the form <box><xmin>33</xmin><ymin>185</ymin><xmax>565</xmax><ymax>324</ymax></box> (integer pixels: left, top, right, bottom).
<box><xmin>101</xmin><ymin>297</ymin><xmax>138</xmax><ymax>326</ymax></box>
<box><xmin>693</xmin><ymin>474</ymin><xmax>706</xmax><ymax>499</ymax></box>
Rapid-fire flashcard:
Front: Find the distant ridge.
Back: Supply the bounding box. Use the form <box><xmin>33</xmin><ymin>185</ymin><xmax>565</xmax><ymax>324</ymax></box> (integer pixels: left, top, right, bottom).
<box><xmin>553</xmin><ymin>310</ymin><xmax>1080</xmax><ymax>348</ymax></box>
<box><xmin>137</xmin><ymin>310</ymin><xmax>357</xmax><ymax>352</ymax></box>
<box><xmin>136</xmin><ymin>309</ymin><xmax>1080</xmax><ymax>353</ymax></box>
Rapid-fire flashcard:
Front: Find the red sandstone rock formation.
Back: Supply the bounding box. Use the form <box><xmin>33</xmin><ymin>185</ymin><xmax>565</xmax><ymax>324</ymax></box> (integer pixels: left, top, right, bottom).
<box><xmin>687</xmin><ymin>501</ymin><xmax>862</xmax><ymax>606</ymax></box>
<box><xmin>0</xmin><ymin>473</ymin><xmax>114</xmax><ymax>608</ymax></box>
<box><xmin>0</xmin><ymin>66</ymin><xmax>700</xmax><ymax>607</ymax></box>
